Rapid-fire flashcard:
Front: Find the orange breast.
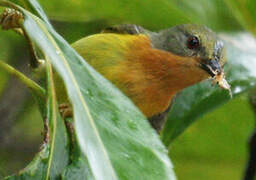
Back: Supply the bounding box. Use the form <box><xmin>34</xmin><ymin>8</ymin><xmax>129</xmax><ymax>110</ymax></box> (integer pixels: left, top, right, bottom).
<box><xmin>117</xmin><ymin>35</ymin><xmax>209</xmax><ymax>117</ymax></box>
<box><xmin>115</xmin><ymin>35</ymin><xmax>177</xmax><ymax>117</ymax></box>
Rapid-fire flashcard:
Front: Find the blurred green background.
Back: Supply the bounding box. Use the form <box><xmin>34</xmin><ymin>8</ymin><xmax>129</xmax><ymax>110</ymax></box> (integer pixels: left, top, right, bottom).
<box><xmin>0</xmin><ymin>0</ymin><xmax>255</xmax><ymax>179</ymax></box>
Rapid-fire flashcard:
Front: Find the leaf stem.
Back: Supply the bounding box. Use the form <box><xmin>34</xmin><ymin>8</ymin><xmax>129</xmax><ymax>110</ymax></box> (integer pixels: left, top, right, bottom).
<box><xmin>0</xmin><ymin>60</ymin><xmax>45</xmax><ymax>99</ymax></box>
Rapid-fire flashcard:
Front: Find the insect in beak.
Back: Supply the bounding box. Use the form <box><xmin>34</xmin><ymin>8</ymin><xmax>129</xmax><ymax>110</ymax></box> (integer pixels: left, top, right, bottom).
<box><xmin>200</xmin><ymin>59</ymin><xmax>232</xmax><ymax>97</ymax></box>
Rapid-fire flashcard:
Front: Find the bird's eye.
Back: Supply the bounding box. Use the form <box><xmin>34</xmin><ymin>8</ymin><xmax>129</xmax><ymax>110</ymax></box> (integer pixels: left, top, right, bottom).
<box><xmin>187</xmin><ymin>36</ymin><xmax>200</xmax><ymax>49</ymax></box>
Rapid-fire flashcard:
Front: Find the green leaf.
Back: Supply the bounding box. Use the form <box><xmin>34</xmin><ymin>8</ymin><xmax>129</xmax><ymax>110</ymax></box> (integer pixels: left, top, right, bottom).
<box><xmin>44</xmin><ymin>60</ymin><xmax>70</xmax><ymax>179</ymax></box>
<box><xmin>61</xmin><ymin>129</ymin><xmax>93</xmax><ymax>180</ymax></box>
<box><xmin>4</xmin><ymin>1</ymin><xmax>175</xmax><ymax>179</ymax></box>
<box><xmin>162</xmin><ymin>33</ymin><xmax>256</xmax><ymax>146</ymax></box>
<box><xmin>4</xmin><ymin>52</ymin><xmax>70</xmax><ymax>180</ymax></box>
<box><xmin>35</xmin><ymin>0</ymin><xmax>241</xmax><ymax>32</ymax></box>
<box><xmin>61</xmin><ymin>159</ymin><xmax>93</xmax><ymax>180</ymax></box>
<box><xmin>22</xmin><ymin>0</ymin><xmax>53</xmax><ymax>29</ymax></box>
<box><xmin>169</xmin><ymin>0</ymin><xmax>242</xmax><ymax>31</ymax></box>
<box><xmin>224</xmin><ymin>0</ymin><xmax>256</xmax><ymax>35</ymax></box>
<box><xmin>46</xmin><ymin>61</ymin><xmax>93</xmax><ymax>180</ymax></box>
<box><xmin>37</xmin><ymin>0</ymin><xmax>189</xmax><ymax>30</ymax></box>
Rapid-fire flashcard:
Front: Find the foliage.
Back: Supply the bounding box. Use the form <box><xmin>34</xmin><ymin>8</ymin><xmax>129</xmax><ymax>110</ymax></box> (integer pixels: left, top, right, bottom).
<box><xmin>0</xmin><ymin>0</ymin><xmax>174</xmax><ymax>179</ymax></box>
<box><xmin>0</xmin><ymin>0</ymin><xmax>256</xmax><ymax>179</ymax></box>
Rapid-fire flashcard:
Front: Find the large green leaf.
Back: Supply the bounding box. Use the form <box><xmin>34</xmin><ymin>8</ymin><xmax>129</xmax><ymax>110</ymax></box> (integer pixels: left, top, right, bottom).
<box><xmin>36</xmin><ymin>0</ymin><xmax>241</xmax><ymax>32</ymax></box>
<box><xmin>162</xmin><ymin>33</ymin><xmax>256</xmax><ymax>146</ymax></box>
<box><xmin>61</xmin><ymin>127</ymin><xmax>93</xmax><ymax>180</ymax></box>
<box><xmin>38</xmin><ymin>0</ymin><xmax>189</xmax><ymax>30</ymax></box>
<box><xmin>4</xmin><ymin>55</ymin><xmax>70</xmax><ymax>179</ymax></box>
<box><xmin>170</xmin><ymin>0</ymin><xmax>242</xmax><ymax>31</ymax></box>
<box><xmin>2</xmin><ymin>1</ymin><xmax>175</xmax><ymax>179</ymax></box>
<box><xmin>224</xmin><ymin>0</ymin><xmax>256</xmax><ymax>35</ymax></box>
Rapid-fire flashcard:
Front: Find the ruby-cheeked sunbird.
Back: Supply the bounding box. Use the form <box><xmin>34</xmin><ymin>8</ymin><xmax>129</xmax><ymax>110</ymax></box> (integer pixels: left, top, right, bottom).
<box><xmin>61</xmin><ymin>24</ymin><xmax>230</xmax><ymax>132</ymax></box>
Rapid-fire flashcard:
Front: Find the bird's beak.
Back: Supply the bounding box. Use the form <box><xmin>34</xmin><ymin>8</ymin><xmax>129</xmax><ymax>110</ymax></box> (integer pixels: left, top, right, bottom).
<box><xmin>200</xmin><ymin>59</ymin><xmax>222</xmax><ymax>78</ymax></box>
<box><xmin>200</xmin><ymin>58</ymin><xmax>232</xmax><ymax>97</ymax></box>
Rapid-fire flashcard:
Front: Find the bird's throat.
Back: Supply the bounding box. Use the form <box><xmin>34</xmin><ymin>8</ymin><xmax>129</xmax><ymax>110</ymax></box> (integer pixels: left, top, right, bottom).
<box><xmin>118</xmin><ymin>35</ymin><xmax>209</xmax><ymax>117</ymax></box>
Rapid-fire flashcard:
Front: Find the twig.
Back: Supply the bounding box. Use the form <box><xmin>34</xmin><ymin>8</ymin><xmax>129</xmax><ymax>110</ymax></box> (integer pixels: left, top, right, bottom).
<box><xmin>0</xmin><ymin>8</ymin><xmax>40</xmax><ymax>68</ymax></box>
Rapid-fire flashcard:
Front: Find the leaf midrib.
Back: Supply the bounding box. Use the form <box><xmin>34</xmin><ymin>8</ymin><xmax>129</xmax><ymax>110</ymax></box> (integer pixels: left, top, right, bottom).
<box><xmin>28</xmin><ymin>12</ymin><xmax>118</xmax><ymax>179</ymax></box>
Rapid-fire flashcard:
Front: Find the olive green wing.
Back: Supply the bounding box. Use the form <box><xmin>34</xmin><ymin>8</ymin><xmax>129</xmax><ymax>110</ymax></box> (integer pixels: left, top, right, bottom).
<box><xmin>101</xmin><ymin>24</ymin><xmax>149</xmax><ymax>35</ymax></box>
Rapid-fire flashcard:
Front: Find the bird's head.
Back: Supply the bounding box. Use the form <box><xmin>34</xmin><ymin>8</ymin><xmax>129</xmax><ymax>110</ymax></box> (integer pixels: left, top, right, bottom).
<box><xmin>154</xmin><ymin>24</ymin><xmax>226</xmax><ymax>77</ymax></box>
<box><xmin>151</xmin><ymin>24</ymin><xmax>230</xmax><ymax>92</ymax></box>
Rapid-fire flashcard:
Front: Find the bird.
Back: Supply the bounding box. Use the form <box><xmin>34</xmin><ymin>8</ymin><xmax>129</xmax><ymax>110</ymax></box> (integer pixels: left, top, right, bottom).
<box><xmin>59</xmin><ymin>24</ymin><xmax>229</xmax><ymax>132</ymax></box>
<box><xmin>0</xmin><ymin>8</ymin><xmax>230</xmax><ymax>132</ymax></box>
